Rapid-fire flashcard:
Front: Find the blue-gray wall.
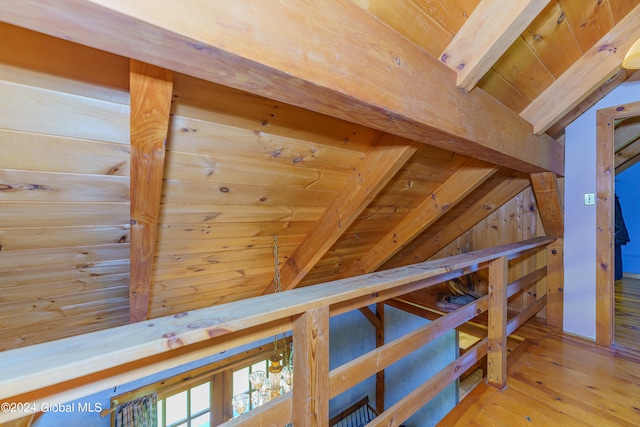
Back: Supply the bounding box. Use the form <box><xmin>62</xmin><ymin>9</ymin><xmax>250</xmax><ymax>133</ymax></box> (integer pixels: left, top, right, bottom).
<box><xmin>328</xmin><ymin>308</ymin><xmax>377</xmax><ymax>418</ymax></box>
<box><xmin>383</xmin><ymin>306</ymin><xmax>457</xmax><ymax>427</ymax></box>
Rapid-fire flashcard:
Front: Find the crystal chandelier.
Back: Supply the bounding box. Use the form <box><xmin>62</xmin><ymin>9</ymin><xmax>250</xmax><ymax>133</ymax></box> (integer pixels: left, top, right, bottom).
<box><xmin>231</xmin><ymin>235</ymin><xmax>293</xmax><ymax>417</ymax></box>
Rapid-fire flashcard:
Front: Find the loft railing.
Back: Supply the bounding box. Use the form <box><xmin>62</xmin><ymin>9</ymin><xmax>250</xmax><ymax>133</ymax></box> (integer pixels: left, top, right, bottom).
<box><xmin>0</xmin><ymin>237</ymin><xmax>562</xmax><ymax>426</ymax></box>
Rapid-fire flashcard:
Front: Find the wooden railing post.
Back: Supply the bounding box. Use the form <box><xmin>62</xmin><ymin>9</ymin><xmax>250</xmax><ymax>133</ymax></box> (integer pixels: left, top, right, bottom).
<box><xmin>546</xmin><ymin>239</ymin><xmax>564</xmax><ymax>329</ymax></box>
<box><xmin>293</xmin><ymin>306</ymin><xmax>330</xmax><ymax>427</ymax></box>
<box><xmin>487</xmin><ymin>255</ymin><xmax>507</xmax><ymax>389</ymax></box>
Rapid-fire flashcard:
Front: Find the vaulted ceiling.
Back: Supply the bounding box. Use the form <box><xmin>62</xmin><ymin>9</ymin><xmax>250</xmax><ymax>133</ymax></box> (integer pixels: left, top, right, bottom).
<box><xmin>0</xmin><ymin>1</ymin><xmax>639</xmax><ymax>350</ymax></box>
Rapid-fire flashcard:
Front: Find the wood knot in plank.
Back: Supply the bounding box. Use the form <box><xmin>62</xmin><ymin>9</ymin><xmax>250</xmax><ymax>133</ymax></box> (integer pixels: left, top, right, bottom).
<box><xmin>187</xmin><ymin>319</ymin><xmax>220</xmax><ymax>329</ymax></box>
<box><xmin>163</xmin><ymin>332</ymin><xmax>186</xmax><ymax>349</ymax></box>
<box><xmin>208</xmin><ymin>327</ymin><xmax>232</xmax><ymax>338</ymax></box>
<box><xmin>596</xmin><ymin>44</ymin><xmax>617</xmax><ymax>53</ymax></box>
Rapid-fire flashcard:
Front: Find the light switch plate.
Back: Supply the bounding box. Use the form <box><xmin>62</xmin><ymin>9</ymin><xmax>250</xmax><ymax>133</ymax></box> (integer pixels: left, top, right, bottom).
<box><xmin>584</xmin><ymin>193</ymin><xmax>595</xmax><ymax>205</ymax></box>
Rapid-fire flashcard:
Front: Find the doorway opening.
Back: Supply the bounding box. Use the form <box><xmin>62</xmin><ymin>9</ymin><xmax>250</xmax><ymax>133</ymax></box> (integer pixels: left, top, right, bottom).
<box><xmin>595</xmin><ymin>100</ymin><xmax>640</xmax><ymax>346</ymax></box>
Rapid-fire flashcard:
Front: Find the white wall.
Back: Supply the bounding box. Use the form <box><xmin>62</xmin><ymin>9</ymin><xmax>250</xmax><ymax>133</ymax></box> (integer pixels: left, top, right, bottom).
<box><xmin>564</xmin><ymin>79</ymin><xmax>640</xmax><ymax>339</ymax></box>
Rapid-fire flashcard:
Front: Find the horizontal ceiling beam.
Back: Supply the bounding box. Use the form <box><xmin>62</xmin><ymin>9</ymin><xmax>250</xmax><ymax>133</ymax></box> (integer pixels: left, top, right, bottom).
<box><xmin>0</xmin><ymin>0</ymin><xmax>563</xmax><ymax>175</ymax></box>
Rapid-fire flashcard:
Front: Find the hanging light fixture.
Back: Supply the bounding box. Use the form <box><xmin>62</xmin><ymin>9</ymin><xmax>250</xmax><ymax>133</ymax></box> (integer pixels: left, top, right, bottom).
<box><xmin>268</xmin><ymin>353</ymin><xmax>284</xmax><ymax>399</ymax></box>
<box><xmin>622</xmin><ymin>38</ymin><xmax>640</xmax><ymax>70</ymax></box>
<box><xmin>231</xmin><ymin>236</ymin><xmax>293</xmax><ymax>418</ymax></box>
<box><xmin>269</xmin><ymin>235</ymin><xmax>292</xmax><ymax>397</ymax></box>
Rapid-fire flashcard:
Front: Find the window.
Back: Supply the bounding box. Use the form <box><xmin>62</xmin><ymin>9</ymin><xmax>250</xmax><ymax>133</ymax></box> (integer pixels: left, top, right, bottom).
<box><xmin>157</xmin><ymin>381</ymin><xmax>211</xmax><ymax>427</ymax></box>
<box><xmin>111</xmin><ymin>339</ymin><xmax>291</xmax><ymax>426</ymax></box>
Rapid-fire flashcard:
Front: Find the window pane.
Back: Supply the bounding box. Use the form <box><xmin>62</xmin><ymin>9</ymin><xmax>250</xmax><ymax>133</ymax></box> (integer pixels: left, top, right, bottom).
<box><xmin>191</xmin><ymin>413</ymin><xmax>210</xmax><ymax>427</ymax></box>
<box><xmin>190</xmin><ymin>383</ymin><xmax>210</xmax><ymax>415</ymax></box>
<box><xmin>251</xmin><ymin>360</ymin><xmax>266</xmax><ymax>374</ymax></box>
<box><xmin>157</xmin><ymin>400</ymin><xmax>163</xmax><ymax>427</ymax></box>
<box><xmin>233</xmin><ymin>368</ymin><xmax>249</xmax><ymax>396</ymax></box>
<box><xmin>165</xmin><ymin>391</ymin><xmax>187</xmax><ymax>425</ymax></box>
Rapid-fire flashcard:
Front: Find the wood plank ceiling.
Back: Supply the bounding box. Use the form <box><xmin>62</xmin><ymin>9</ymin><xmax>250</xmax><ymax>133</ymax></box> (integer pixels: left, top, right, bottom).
<box><xmin>0</xmin><ymin>0</ymin><xmax>639</xmax><ymax>349</ymax></box>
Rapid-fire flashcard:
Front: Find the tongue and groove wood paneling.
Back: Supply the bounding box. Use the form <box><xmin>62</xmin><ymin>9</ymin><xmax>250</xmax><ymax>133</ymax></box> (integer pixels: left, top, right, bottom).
<box><xmin>148</xmin><ymin>73</ymin><xmax>385</xmax><ymax>316</ymax></box>
<box><xmin>0</xmin><ymin>20</ymin><xmax>563</xmax><ymax>350</ymax></box>
<box><xmin>0</xmin><ymin>24</ymin><xmax>131</xmax><ymax>349</ymax></box>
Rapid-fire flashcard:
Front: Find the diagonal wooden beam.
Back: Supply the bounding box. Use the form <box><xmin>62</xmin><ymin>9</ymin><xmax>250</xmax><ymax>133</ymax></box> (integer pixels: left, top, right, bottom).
<box><xmin>614</xmin><ymin>117</ymin><xmax>640</xmax><ymax>151</ymax></box>
<box><xmin>344</xmin><ymin>158</ymin><xmax>500</xmax><ymax>276</ymax></box>
<box><xmin>129</xmin><ymin>60</ymin><xmax>173</xmax><ymax>323</ymax></box>
<box><xmin>384</xmin><ymin>172</ymin><xmax>531</xmax><ymax>268</ymax></box>
<box><xmin>358</xmin><ymin>306</ymin><xmax>383</xmax><ymax>331</ymax></box>
<box><xmin>530</xmin><ymin>172</ymin><xmax>563</xmax><ymax>238</ymax></box>
<box><xmin>0</xmin><ymin>0</ymin><xmax>563</xmax><ymax>175</ymax></box>
<box><xmin>520</xmin><ymin>4</ymin><xmax>640</xmax><ymax>134</ymax></box>
<box><xmin>440</xmin><ymin>0</ymin><xmax>550</xmax><ymax>92</ymax></box>
<box><xmin>263</xmin><ymin>135</ymin><xmax>419</xmax><ymax>293</ymax></box>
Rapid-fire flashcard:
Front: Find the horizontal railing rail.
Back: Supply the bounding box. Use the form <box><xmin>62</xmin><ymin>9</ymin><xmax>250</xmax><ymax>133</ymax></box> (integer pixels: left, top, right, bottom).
<box><xmin>0</xmin><ymin>237</ymin><xmax>561</xmax><ymax>425</ymax></box>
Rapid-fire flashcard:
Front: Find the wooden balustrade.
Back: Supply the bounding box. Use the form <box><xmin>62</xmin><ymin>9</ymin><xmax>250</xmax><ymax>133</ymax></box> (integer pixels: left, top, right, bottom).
<box><xmin>0</xmin><ymin>237</ymin><xmax>560</xmax><ymax>425</ymax></box>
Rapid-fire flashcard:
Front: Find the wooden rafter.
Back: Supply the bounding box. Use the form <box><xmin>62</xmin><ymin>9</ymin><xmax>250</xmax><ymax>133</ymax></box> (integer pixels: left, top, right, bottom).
<box><xmin>129</xmin><ymin>60</ymin><xmax>173</xmax><ymax>323</ymax></box>
<box><xmin>263</xmin><ymin>135</ymin><xmax>418</xmax><ymax>293</ymax></box>
<box><xmin>0</xmin><ymin>0</ymin><xmax>563</xmax><ymax>174</ymax></box>
<box><xmin>344</xmin><ymin>158</ymin><xmax>500</xmax><ymax>276</ymax></box>
<box><xmin>440</xmin><ymin>0</ymin><xmax>550</xmax><ymax>92</ymax></box>
<box><xmin>614</xmin><ymin>117</ymin><xmax>640</xmax><ymax>151</ymax></box>
<box><xmin>615</xmin><ymin>138</ymin><xmax>640</xmax><ymax>173</ymax></box>
<box><xmin>520</xmin><ymin>4</ymin><xmax>640</xmax><ymax>134</ymax></box>
<box><xmin>384</xmin><ymin>172</ymin><xmax>531</xmax><ymax>268</ymax></box>
<box><xmin>530</xmin><ymin>172</ymin><xmax>563</xmax><ymax>238</ymax></box>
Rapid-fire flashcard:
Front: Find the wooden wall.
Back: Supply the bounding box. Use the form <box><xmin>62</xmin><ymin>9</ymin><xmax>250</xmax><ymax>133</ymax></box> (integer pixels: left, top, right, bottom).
<box><xmin>431</xmin><ymin>186</ymin><xmax>546</xmax><ymax>313</ymax></box>
<box><xmin>148</xmin><ymin>74</ymin><xmax>384</xmax><ymax>317</ymax></box>
<box><xmin>0</xmin><ymin>24</ymin><xmax>131</xmax><ymax>349</ymax></box>
<box><xmin>0</xmin><ymin>22</ymin><xmax>553</xmax><ymax>351</ymax></box>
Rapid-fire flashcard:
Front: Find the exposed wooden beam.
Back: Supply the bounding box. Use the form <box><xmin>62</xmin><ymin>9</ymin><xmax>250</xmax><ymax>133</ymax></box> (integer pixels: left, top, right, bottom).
<box><xmin>520</xmin><ymin>4</ymin><xmax>640</xmax><ymax>134</ymax></box>
<box><xmin>0</xmin><ymin>0</ymin><xmax>563</xmax><ymax>174</ymax></box>
<box><xmin>358</xmin><ymin>306</ymin><xmax>383</xmax><ymax>331</ymax></box>
<box><xmin>129</xmin><ymin>60</ymin><xmax>173</xmax><ymax>323</ymax></box>
<box><xmin>344</xmin><ymin>158</ymin><xmax>499</xmax><ymax>276</ymax></box>
<box><xmin>384</xmin><ymin>172</ymin><xmax>531</xmax><ymax>268</ymax></box>
<box><xmin>440</xmin><ymin>0</ymin><xmax>550</xmax><ymax>92</ymax></box>
<box><xmin>263</xmin><ymin>136</ymin><xmax>418</xmax><ymax>293</ymax></box>
<box><xmin>530</xmin><ymin>172</ymin><xmax>563</xmax><ymax>238</ymax></box>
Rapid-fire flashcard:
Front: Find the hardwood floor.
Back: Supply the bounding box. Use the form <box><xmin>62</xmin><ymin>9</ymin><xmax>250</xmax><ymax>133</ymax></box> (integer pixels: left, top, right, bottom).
<box><xmin>615</xmin><ymin>277</ymin><xmax>640</xmax><ymax>352</ymax></box>
<box><xmin>437</xmin><ymin>281</ymin><xmax>640</xmax><ymax>426</ymax></box>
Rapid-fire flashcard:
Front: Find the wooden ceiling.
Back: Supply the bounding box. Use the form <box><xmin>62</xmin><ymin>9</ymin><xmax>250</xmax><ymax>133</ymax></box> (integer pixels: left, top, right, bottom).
<box><xmin>0</xmin><ymin>1</ymin><xmax>639</xmax><ymax>350</ymax></box>
<box><xmin>354</xmin><ymin>0</ymin><xmax>640</xmax><ymax>139</ymax></box>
